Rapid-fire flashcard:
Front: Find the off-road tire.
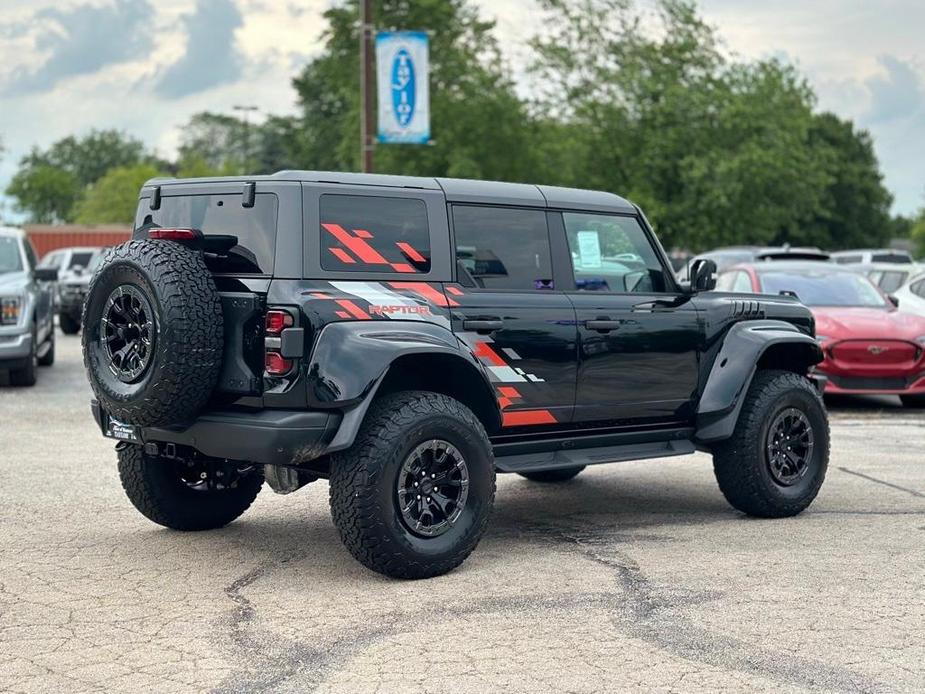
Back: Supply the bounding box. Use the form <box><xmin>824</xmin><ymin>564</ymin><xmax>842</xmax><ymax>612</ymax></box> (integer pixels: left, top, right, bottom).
<box><xmin>117</xmin><ymin>444</ymin><xmax>263</xmax><ymax>531</ymax></box>
<box><xmin>713</xmin><ymin>369</ymin><xmax>829</xmax><ymax>518</ymax></box>
<box><xmin>900</xmin><ymin>394</ymin><xmax>925</xmax><ymax>408</ymax></box>
<box><xmin>10</xmin><ymin>325</ymin><xmax>37</xmax><ymax>386</ymax></box>
<box><xmin>329</xmin><ymin>391</ymin><xmax>495</xmax><ymax>579</ymax></box>
<box><xmin>519</xmin><ymin>466</ymin><xmax>585</xmax><ymax>483</ymax></box>
<box><xmin>37</xmin><ymin>328</ymin><xmax>55</xmax><ymax>366</ymax></box>
<box><xmin>82</xmin><ymin>240</ymin><xmax>223</xmax><ymax>427</ymax></box>
<box><xmin>59</xmin><ymin>312</ymin><xmax>80</xmax><ymax>335</ymax></box>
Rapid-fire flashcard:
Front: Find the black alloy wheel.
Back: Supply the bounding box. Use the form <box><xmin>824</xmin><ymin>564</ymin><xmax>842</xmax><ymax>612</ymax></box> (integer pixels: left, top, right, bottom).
<box><xmin>765</xmin><ymin>407</ymin><xmax>815</xmax><ymax>486</ymax></box>
<box><xmin>102</xmin><ymin>285</ymin><xmax>155</xmax><ymax>383</ymax></box>
<box><xmin>396</xmin><ymin>439</ymin><xmax>470</xmax><ymax>538</ymax></box>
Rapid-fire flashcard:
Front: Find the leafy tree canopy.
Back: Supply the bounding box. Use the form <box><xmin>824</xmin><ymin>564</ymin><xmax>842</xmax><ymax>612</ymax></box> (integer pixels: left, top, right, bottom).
<box><xmin>73</xmin><ymin>164</ymin><xmax>165</xmax><ymax>225</ymax></box>
<box><xmin>6</xmin><ymin>165</ymin><xmax>82</xmax><ymax>224</ymax></box>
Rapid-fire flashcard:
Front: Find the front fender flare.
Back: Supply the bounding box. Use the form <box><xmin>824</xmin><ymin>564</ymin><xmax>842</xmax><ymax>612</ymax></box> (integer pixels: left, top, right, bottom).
<box><xmin>695</xmin><ymin>320</ymin><xmax>823</xmax><ymax>443</ymax></box>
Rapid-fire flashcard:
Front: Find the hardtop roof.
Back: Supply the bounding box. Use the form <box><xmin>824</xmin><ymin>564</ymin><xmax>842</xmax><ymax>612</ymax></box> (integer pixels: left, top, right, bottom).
<box><xmin>142</xmin><ymin>170</ymin><xmax>637</xmax><ymax>213</ymax></box>
<box><xmin>0</xmin><ymin>226</ymin><xmax>25</xmax><ymax>239</ymax></box>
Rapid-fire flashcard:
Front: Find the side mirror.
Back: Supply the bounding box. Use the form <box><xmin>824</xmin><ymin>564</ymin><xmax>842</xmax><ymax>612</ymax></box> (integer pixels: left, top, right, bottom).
<box><xmin>889</xmin><ymin>295</ymin><xmax>899</xmax><ymax>308</ymax></box>
<box><xmin>34</xmin><ymin>267</ymin><xmax>58</xmax><ymax>282</ymax></box>
<box><xmin>689</xmin><ymin>259</ymin><xmax>717</xmax><ymax>293</ymax></box>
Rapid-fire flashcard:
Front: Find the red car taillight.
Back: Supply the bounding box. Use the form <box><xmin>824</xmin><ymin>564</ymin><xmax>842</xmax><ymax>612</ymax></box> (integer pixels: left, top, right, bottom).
<box><xmin>265</xmin><ymin>351</ymin><xmax>293</xmax><ymax>376</ymax></box>
<box><xmin>264</xmin><ymin>308</ymin><xmax>296</xmax><ymax>376</ymax></box>
<box><xmin>147</xmin><ymin>228</ymin><xmax>202</xmax><ymax>241</ymax></box>
<box><xmin>265</xmin><ymin>310</ymin><xmax>294</xmax><ymax>335</ymax></box>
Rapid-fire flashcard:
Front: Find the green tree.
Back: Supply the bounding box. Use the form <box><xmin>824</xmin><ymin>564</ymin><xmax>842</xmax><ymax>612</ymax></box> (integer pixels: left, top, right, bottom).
<box><xmin>177</xmin><ymin>112</ymin><xmax>247</xmax><ymax>173</ymax></box>
<box><xmin>21</xmin><ymin>130</ymin><xmax>147</xmax><ymax>188</ymax></box>
<box><xmin>175</xmin><ymin>112</ymin><xmax>308</xmax><ymax>175</ymax></box>
<box><xmin>530</xmin><ymin>0</ymin><xmax>835</xmax><ymax>251</ymax></box>
<box><xmin>6</xmin><ymin>165</ymin><xmax>82</xmax><ymax>223</ymax></box>
<box><xmin>73</xmin><ymin>164</ymin><xmax>163</xmax><ymax>225</ymax></box>
<box><xmin>8</xmin><ymin>130</ymin><xmax>150</xmax><ymax>222</ymax></box>
<box><xmin>801</xmin><ymin>112</ymin><xmax>893</xmax><ymax>249</ymax></box>
<box><xmin>910</xmin><ymin>210</ymin><xmax>925</xmax><ymax>258</ymax></box>
<box><xmin>291</xmin><ymin>0</ymin><xmax>539</xmax><ymax>180</ymax></box>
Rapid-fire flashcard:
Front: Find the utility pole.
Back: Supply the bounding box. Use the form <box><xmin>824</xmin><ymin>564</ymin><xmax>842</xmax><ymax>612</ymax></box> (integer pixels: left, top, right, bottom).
<box><xmin>233</xmin><ymin>105</ymin><xmax>259</xmax><ymax>174</ymax></box>
<box><xmin>359</xmin><ymin>0</ymin><xmax>375</xmax><ymax>173</ymax></box>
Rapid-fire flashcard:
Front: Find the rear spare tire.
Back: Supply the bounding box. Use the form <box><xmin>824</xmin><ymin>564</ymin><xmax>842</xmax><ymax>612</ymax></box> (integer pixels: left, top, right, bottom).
<box><xmin>82</xmin><ymin>240</ymin><xmax>223</xmax><ymax>427</ymax></box>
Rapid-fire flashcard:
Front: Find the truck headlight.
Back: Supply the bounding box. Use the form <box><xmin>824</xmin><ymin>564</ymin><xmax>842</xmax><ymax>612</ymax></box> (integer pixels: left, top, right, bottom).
<box><xmin>1</xmin><ymin>296</ymin><xmax>22</xmax><ymax>325</ymax></box>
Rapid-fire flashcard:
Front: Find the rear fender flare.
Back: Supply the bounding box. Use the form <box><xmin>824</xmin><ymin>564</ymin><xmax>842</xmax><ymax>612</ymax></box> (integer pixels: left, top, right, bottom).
<box><xmin>695</xmin><ymin>320</ymin><xmax>823</xmax><ymax>443</ymax></box>
<box><xmin>307</xmin><ymin>321</ymin><xmax>499</xmax><ymax>452</ymax></box>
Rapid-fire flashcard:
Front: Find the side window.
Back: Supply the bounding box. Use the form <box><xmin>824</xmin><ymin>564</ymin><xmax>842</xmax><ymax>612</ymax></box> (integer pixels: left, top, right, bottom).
<box><xmin>563</xmin><ymin>212</ymin><xmax>668</xmax><ymax>293</ymax></box>
<box><xmin>452</xmin><ymin>206</ymin><xmax>552</xmax><ymax>290</ymax></box>
<box><xmin>715</xmin><ymin>271</ymin><xmax>737</xmax><ymax>291</ymax></box>
<box><xmin>879</xmin><ymin>271</ymin><xmax>906</xmax><ymax>293</ymax></box>
<box><xmin>733</xmin><ymin>271</ymin><xmax>753</xmax><ymax>293</ymax></box>
<box><xmin>23</xmin><ymin>241</ymin><xmax>37</xmax><ymax>271</ymax></box>
<box><xmin>912</xmin><ymin>280</ymin><xmax>925</xmax><ymax>298</ymax></box>
<box><xmin>320</xmin><ymin>194</ymin><xmax>431</xmax><ymax>274</ymax></box>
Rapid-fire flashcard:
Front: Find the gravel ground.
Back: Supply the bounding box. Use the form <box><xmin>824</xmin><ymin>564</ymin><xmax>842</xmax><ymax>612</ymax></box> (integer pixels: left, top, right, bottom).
<box><xmin>1</xmin><ymin>334</ymin><xmax>923</xmax><ymax>693</ymax></box>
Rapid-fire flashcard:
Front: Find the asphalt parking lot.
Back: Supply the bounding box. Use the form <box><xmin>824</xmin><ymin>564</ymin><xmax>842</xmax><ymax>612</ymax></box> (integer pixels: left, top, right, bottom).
<box><xmin>1</xmin><ymin>334</ymin><xmax>923</xmax><ymax>693</ymax></box>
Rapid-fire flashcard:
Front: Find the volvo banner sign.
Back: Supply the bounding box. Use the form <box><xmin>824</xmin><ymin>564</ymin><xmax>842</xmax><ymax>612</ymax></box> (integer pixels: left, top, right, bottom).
<box><xmin>376</xmin><ymin>31</ymin><xmax>430</xmax><ymax>144</ymax></box>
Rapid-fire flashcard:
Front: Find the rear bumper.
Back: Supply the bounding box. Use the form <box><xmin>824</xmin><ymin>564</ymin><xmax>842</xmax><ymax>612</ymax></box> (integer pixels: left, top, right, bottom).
<box><xmin>91</xmin><ymin>400</ymin><xmax>341</xmax><ymax>465</ymax></box>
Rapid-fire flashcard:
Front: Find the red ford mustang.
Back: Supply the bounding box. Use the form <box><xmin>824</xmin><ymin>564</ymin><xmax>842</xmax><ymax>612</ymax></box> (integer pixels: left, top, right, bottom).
<box><xmin>718</xmin><ymin>261</ymin><xmax>925</xmax><ymax>406</ymax></box>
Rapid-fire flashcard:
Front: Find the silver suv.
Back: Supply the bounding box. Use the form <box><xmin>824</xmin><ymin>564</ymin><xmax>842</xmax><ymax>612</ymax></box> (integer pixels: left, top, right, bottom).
<box><xmin>0</xmin><ymin>227</ymin><xmax>58</xmax><ymax>386</ymax></box>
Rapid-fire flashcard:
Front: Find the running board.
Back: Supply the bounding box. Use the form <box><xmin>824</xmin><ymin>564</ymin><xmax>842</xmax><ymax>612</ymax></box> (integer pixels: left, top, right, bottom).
<box><xmin>494</xmin><ymin>439</ymin><xmax>696</xmax><ymax>474</ymax></box>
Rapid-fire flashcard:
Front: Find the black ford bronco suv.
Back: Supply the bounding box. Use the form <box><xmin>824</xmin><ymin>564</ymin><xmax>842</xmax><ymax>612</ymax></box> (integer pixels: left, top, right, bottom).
<box><xmin>82</xmin><ymin>171</ymin><xmax>829</xmax><ymax>579</ymax></box>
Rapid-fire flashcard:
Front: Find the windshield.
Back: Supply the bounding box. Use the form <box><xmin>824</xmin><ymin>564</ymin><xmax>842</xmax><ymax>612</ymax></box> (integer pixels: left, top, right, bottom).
<box><xmin>68</xmin><ymin>251</ymin><xmax>94</xmax><ymax>269</ymax></box>
<box><xmin>0</xmin><ymin>237</ymin><xmax>23</xmax><ymax>275</ymax></box>
<box><xmin>759</xmin><ymin>271</ymin><xmax>887</xmax><ymax>308</ymax></box>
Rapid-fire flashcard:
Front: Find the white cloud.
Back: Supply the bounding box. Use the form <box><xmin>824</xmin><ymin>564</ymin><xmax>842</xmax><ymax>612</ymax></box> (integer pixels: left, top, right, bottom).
<box><xmin>0</xmin><ymin>0</ymin><xmax>922</xmax><ymax>223</ymax></box>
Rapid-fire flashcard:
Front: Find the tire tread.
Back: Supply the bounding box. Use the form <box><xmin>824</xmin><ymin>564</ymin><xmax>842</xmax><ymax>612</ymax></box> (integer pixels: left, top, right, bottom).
<box><xmin>329</xmin><ymin>391</ymin><xmax>495</xmax><ymax>579</ymax></box>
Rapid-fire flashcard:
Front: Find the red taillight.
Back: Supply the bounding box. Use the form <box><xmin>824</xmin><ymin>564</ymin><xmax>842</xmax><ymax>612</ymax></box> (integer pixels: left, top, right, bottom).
<box><xmin>148</xmin><ymin>228</ymin><xmax>201</xmax><ymax>241</ymax></box>
<box><xmin>265</xmin><ymin>352</ymin><xmax>292</xmax><ymax>376</ymax></box>
<box><xmin>265</xmin><ymin>310</ymin><xmax>294</xmax><ymax>335</ymax></box>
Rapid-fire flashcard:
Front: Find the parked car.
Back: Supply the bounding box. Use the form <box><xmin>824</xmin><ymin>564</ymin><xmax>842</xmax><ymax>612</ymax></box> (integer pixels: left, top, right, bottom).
<box><xmin>83</xmin><ymin>172</ymin><xmax>829</xmax><ymax>579</ymax></box>
<box><xmin>38</xmin><ymin>246</ymin><xmax>101</xmax><ymax>321</ymax></box>
<box><xmin>837</xmin><ymin>261</ymin><xmax>920</xmax><ymax>295</ymax></box>
<box><xmin>56</xmin><ymin>250</ymin><xmax>104</xmax><ymax>334</ymax></box>
<box><xmin>893</xmin><ymin>271</ymin><xmax>925</xmax><ymax>318</ymax></box>
<box><xmin>678</xmin><ymin>245</ymin><xmax>829</xmax><ymax>281</ymax></box>
<box><xmin>831</xmin><ymin>248</ymin><xmax>914</xmax><ymax>265</ymax></box>
<box><xmin>719</xmin><ymin>261</ymin><xmax>925</xmax><ymax>406</ymax></box>
<box><xmin>0</xmin><ymin>227</ymin><xmax>58</xmax><ymax>385</ymax></box>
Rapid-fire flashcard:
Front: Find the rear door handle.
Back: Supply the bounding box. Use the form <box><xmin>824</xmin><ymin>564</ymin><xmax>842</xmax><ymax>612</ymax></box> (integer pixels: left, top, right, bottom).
<box><xmin>585</xmin><ymin>319</ymin><xmax>621</xmax><ymax>333</ymax></box>
<box><xmin>463</xmin><ymin>319</ymin><xmax>504</xmax><ymax>334</ymax></box>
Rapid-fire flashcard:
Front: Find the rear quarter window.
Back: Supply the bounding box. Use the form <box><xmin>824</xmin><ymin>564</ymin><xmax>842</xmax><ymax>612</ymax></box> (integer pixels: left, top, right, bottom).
<box><xmin>319</xmin><ymin>194</ymin><xmax>431</xmax><ymax>274</ymax></box>
<box><xmin>136</xmin><ymin>193</ymin><xmax>278</xmax><ymax>274</ymax></box>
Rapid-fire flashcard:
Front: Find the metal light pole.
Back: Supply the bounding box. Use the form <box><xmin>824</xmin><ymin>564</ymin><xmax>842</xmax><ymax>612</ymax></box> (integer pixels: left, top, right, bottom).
<box><xmin>233</xmin><ymin>104</ymin><xmax>259</xmax><ymax>174</ymax></box>
<box><xmin>359</xmin><ymin>0</ymin><xmax>375</xmax><ymax>173</ymax></box>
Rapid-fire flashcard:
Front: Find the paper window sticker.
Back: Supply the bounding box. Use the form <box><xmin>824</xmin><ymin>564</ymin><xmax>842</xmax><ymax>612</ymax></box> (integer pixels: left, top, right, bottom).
<box><xmin>576</xmin><ymin>230</ymin><xmax>602</xmax><ymax>268</ymax></box>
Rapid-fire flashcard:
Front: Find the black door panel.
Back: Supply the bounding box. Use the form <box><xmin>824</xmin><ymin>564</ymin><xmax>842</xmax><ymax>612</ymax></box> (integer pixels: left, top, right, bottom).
<box><xmin>448</xmin><ymin>286</ymin><xmax>577</xmax><ymax>427</ymax></box>
<box><xmin>449</xmin><ymin>204</ymin><xmax>578</xmax><ymax>429</ymax></box>
<box><xmin>571</xmin><ymin>294</ymin><xmax>701</xmax><ymax>422</ymax></box>
<box><xmin>552</xmin><ymin>210</ymin><xmax>704</xmax><ymax>424</ymax></box>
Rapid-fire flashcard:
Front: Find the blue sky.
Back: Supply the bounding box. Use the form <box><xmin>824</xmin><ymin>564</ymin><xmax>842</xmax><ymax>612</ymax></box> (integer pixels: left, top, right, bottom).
<box><xmin>0</xmin><ymin>0</ymin><xmax>922</xmax><ymax>222</ymax></box>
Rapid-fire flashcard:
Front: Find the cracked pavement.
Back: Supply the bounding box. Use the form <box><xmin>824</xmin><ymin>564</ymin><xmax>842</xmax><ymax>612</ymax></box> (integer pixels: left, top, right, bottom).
<box><xmin>1</xmin><ymin>336</ymin><xmax>923</xmax><ymax>693</ymax></box>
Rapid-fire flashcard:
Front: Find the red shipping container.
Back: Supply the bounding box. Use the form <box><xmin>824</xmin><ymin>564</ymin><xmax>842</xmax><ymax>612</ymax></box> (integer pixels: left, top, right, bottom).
<box><xmin>24</xmin><ymin>225</ymin><xmax>131</xmax><ymax>259</ymax></box>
